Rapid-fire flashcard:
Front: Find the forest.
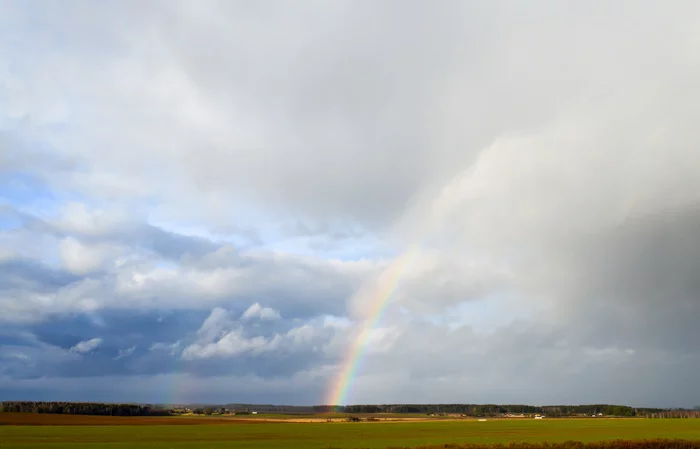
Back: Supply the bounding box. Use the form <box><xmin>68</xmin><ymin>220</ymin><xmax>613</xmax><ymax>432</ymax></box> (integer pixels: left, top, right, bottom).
<box><xmin>0</xmin><ymin>401</ymin><xmax>170</xmax><ymax>416</ymax></box>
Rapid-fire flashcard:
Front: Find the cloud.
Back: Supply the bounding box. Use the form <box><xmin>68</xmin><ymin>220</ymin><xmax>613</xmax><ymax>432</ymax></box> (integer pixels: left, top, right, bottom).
<box><xmin>58</xmin><ymin>237</ymin><xmax>109</xmax><ymax>274</ymax></box>
<box><xmin>241</xmin><ymin>303</ymin><xmax>281</xmax><ymax>321</ymax></box>
<box><xmin>180</xmin><ymin>306</ymin><xmax>335</xmax><ymax>365</ymax></box>
<box><xmin>69</xmin><ymin>338</ymin><xmax>102</xmax><ymax>354</ymax></box>
<box><xmin>182</xmin><ymin>329</ymin><xmax>270</xmax><ymax>360</ymax></box>
<box><xmin>0</xmin><ymin>256</ymin><xmax>79</xmax><ymax>293</ymax></box>
<box><xmin>0</xmin><ymin>331</ymin><xmax>81</xmax><ymax>379</ymax></box>
<box><xmin>0</xmin><ymin>212</ymin><xmax>372</xmax><ymax>323</ymax></box>
<box><xmin>0</xmin><ymin>371</ymin><xmax>329</xmax><ymax>405</ymax></box>
<box><xmin>52</xmin><ymin>203</ymin><xmax>134</xmax><ymax>238</ymax></box>
<box><xmin>113</xmin><ymin>346</ymin><xmax>136</xmax><ymax>361</ymax></box>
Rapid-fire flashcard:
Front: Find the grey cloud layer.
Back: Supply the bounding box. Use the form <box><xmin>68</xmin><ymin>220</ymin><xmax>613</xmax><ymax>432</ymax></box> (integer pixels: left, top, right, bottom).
<box><xmin>1</xmin><ymin>0</ymin><xmax>699</xmax><ymax>406</ymax></box>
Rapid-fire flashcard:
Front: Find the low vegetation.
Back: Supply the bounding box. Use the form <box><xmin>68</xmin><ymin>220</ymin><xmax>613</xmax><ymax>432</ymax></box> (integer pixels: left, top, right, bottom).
<box><xmin>331</xmin><ymin>441</ymin><xmax>700</xmax><ymax>449</ymax></box>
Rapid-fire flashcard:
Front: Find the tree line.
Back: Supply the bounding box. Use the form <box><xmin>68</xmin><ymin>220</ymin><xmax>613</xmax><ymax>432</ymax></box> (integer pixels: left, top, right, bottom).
<box><xmin>2</xmin><ymin>401</ymin><xmax>695</xmax><ymax>418</ymax></box>
<box><xmin>332</xmin><ymin>404</ymin><xmax>671</xmax><ymax>417</ymax></box>
<box><xmin>645</xmin><ymin>411</ymin><xmax>700</xmax><ymax>419</ymax></box>
<box><xmin>0</xmin><ymin>401</ymin><xmax>170</xmax><ymax>416</ymax></box>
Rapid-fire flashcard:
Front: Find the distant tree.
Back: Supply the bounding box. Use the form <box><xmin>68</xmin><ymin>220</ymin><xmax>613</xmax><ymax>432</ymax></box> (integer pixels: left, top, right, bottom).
<box><xmin>0</xmin><ymin>401</ymin><xmax>170</xmax><ymax>417</ymax></box>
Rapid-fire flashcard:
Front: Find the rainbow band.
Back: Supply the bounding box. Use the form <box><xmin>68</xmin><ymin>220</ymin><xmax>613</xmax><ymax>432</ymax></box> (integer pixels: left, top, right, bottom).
<box><xmin>326</xmin><ymin>245</ymin><xmax>419</xmax><ymax>406</ymax></box>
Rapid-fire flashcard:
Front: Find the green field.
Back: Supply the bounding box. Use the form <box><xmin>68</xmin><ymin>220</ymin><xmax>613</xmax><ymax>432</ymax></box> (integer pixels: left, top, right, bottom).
<box><xmin>1</xmin><ymin>418</ymin><xmax>699</xmax><ymax>449</ymax></box>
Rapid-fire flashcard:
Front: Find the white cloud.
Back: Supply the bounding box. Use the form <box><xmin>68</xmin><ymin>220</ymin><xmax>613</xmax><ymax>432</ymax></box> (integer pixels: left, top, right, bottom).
<box><xmin>181</xmin><ymin>307</ymin><xmax>269</xmax><ymax>360</ymax></box>
<box><xmin>180</xmin><ymin>308</ymin><xmax>338</xmax><ymax>361</ymax></box>
<box><xmin>241</xmin><ymin>303</ymin><xmax>281</xmax><ymax>321</ymax></box>
<box><xmin>52</xmin><ymin>202</ymin><xmax>136</xmax><ymax>238</ymax></box>
<box><xmin>113</xmin><ymin>346</ymin><xmax>136</xmax><ymax>360</ymax></box>
<box><xmin>69</xmin><ymin>338</ymin><xmax>102</xmax><ymax>354</ymax></box>
<box><xmin>58</xmin><ymin>237</ymin><xmax>108</xmax><ymax>274</ymax></box>
<box><xmin>182</xmin><ymin>329</ymin><xmax>270</xmax><ymax>360</ymax></box>
<box><xmin>195</xmin><ymin>307</ymin><xmax>234</xmax><ymax>342</ymax></box>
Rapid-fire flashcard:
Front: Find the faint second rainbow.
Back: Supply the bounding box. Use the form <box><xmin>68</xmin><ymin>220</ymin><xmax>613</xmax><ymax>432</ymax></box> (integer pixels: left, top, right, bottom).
<box><xmin>326</xmin><ymin>245</ymin><xmax>419</xmax><ymax>407</ymax></box>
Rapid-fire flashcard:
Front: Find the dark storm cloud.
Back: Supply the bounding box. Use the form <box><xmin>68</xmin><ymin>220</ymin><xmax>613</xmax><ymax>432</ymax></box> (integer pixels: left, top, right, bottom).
<box><xmin>0</xmin><ymin>305</ymin><xmax>340</xmax><ymax>385</ymax></box>
<box><xmin>0</xmin><ymin>258</ymin><xmax>80</xmax><ymax>292</ymax></box>
<box><xmin>554</xmin><ymin>204</ymin><xmax>700</xmax><ymax>354</ymax></box>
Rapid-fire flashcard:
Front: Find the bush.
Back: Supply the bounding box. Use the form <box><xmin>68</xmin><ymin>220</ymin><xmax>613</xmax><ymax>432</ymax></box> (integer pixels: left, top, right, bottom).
<box><xmin>328</xmin><ymin>440</ymin><xmax>700</xmax><ymax>449</ymax></box>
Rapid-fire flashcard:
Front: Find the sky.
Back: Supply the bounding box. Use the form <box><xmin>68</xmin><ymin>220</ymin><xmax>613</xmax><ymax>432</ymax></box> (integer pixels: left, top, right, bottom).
<box><xmin>1</xmin><ymin>0</ymin><xmax>700</xmax><ymax>408</ymax></box>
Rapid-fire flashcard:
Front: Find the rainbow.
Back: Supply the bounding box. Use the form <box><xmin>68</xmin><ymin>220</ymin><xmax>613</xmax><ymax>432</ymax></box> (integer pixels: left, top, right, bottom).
<box><xmin>326</xmin><ymin>245</ymin><xmax>419</xmax><ymax>406</ymax></box>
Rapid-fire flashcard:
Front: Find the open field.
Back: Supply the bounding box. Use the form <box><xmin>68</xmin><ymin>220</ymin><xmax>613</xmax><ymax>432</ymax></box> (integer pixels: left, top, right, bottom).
<box><xmin>1</xmin><ymin>414</ymin><xmax>700</xmax><ymax>449</ymax></box>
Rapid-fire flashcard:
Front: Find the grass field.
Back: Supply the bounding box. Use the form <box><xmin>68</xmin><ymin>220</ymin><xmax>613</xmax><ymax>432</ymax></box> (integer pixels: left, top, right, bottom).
<box><xmin>1</xmin><ymin>414</ymin><xmax>699</xmax><ymax>449</ymax></box>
